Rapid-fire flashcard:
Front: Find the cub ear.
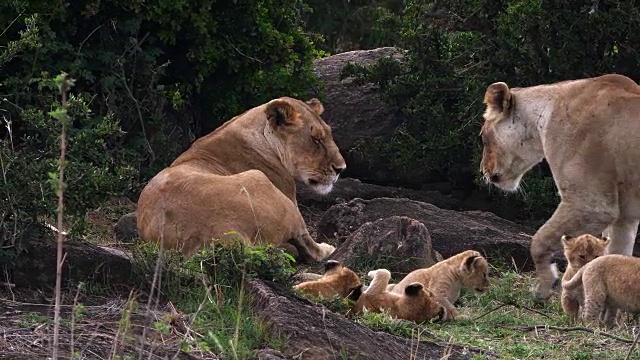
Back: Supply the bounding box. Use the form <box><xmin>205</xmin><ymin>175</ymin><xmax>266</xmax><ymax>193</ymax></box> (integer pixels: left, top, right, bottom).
<box><xmin>561</xmin><ymin>235</ymin><xmax>574</xmax><ymax>247</ymax></box>
<box><xmin>404</xmin><ymin>282</ymin><xmax>424</xmax><ymax>297</ymax></box>
<box><xmin>484</xmin><ymin>82</ymin><xmax>512</xmax><ymax>115</ymax></box>
<box><xmin>265</xmin><ymin>99</ymin><xmax>300</xmax><ymax>129</ymax></box>
<box><xmin>347</xmin><ymin>284</ymin><xmax>363</xmax><ymax>302</ymax></box>
<box><xmin>306</xmin><ymin>98</ymin><xmax>324</xmax><ymax>116</ymax></box>
<box><xmin>463</xmin><ymin>254</ymin><xmax>483</xmax><ymax>273</ymax></box>
<box><xmin>324</xmin><ymin>260</ymin><xmax>341</xmax><ymax>273</ymax></box>
<box><xmin>601</xmin><ymin>236</ymin><xmax>611</xmax><ymax>246</ymax></box>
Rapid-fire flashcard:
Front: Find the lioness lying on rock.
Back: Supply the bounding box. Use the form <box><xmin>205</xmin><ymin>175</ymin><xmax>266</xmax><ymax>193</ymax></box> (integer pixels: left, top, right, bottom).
<box><xmin>294</xmin><ymin>260</ymin><xmax>361</xmax><ymax>300</ymax></box>
<box><xmin>560</xmin><ymin>234</ymin><xmax>610</xmax><ymax>323</ymax></box>
<box><xmin>137</xmin><ymin>97</ymin><xmax>345</xmax><ymax>262</ymax></box>
<box><xmin>479</xmin><ymin>74</ymin><xmax>640</xmax><ymax>300</ymax></box>
<box><xmin>563</xmin><ymin>254</ymin><xmax>640</xmax><ymax>328</ymax></box>
<box><xmin>349</xmin><ymin>269</ymin><xmax>444</xmax><ymax>323</ymax></box>
<box><xmin>387</xmin><ymin>250</ymin><xmax>490</xmax><ymax>320</ymax></box>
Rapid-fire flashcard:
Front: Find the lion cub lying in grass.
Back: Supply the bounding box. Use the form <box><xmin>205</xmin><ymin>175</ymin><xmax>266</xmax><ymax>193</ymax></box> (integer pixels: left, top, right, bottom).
<box><xmin>349</xmin><ymin>269</ymin><xmax>444</xmax><ymax>323</ymax></box>
<box><xmin>560</xmin><ymin>234</ymin><xmax>610</xmax><ymax>323</ymax></box>
<box><xmin>563</xmin><ymin>254</ymin><xmax>640</xmax><ymax>327</ymax></box>
<box><xmin>387</xmin><ymin>250</ymin><xmax>490</xmax><ymax>320</ymax></box>
<box><xmin>294</xmin><ymin>260</ymin><xmax>361</xmax><ymax>300</ymax></box>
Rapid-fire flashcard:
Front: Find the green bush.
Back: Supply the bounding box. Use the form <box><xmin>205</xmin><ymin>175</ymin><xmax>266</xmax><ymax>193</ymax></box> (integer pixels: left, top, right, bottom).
<box><xmin>0</xmin><ymin>0</ymin><xmax>321</xmax><ymax>236</ymax></box>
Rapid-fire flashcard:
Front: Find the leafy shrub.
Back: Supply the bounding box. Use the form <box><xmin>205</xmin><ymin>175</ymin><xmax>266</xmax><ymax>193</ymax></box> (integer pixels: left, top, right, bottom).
<box><xmin>0</xmin><ymin>0</ymin><xmax>321</xmax><ymax>236</ymax></box>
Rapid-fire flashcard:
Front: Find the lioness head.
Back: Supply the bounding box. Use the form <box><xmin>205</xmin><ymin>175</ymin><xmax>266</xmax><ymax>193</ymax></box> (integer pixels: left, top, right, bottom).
<box><xmin>265</xmin><ymin>97</ymin><xmax>346</xmax><ymax>194</ymax></box>
<box><xmin>479</xmin><ymin>82</ymin><xmax>544</xmax><ymax>192</ymax></box>
<box><xmin>561</xmin><ymin>234</ymin><xmax>610</xmax><ymax>269</ymax></box>
<box><xmin>459</xmin><ymin>252</ymin><xmax>490</xmax><ymax>293</ymax></box>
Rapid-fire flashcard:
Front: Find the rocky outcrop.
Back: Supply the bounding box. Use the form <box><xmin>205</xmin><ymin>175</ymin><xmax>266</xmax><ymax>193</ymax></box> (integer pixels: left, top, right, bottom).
<box><xmin>297</xmin><ymin>177</ymin><xmax>460</xmax><ymax>210</ymax></box>
<box><xmin>318</xmin><ymin>197</ymin><xmax>535</xmax><ymax>271</ymax></box>
<box><xmin>312</xmin><ymin>48</ymin><xmax>407</xmax><ymax>184</ymax></box>
<box><xmin>247</xmin><ymin>279</ymin><xmax>493</xmax><ymax>360</ymax></box>
<box><xmin>328</xmin><ymin>216</ymin><xmax>440</xmax><ymax>276</ymax></box>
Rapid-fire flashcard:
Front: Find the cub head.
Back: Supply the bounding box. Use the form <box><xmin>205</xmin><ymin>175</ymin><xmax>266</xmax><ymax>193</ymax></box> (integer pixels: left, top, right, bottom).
<box><xmin>265</xmin><ymin>97</ymin><xmax>346</xmax><ymax>194</ymax></box>
<box><xmin>323</xmin><ymin>260</ymin><xmax>362</xmax><ymax>297</ymax></box>
<box><xmin>561</xmin><ymin>234</ymin><xmax>610</xmax><ymax>269</ymax></box>
<box><xmin>403</xmin><ymin>282</ymin><xmax>445</xmax><ymax>322</ymax></box>
<box><xmin>479</xmin><ymin>82</ymin><xmax>544</xmax><ymax>192</ymax></box>
<box><xmin>458</xmin><ymin>251</ymin><xmax>490</xmax><ymax>293</ymax></box>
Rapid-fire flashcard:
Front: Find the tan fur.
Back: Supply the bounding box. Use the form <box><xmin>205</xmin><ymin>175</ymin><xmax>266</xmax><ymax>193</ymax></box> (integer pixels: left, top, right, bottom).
<box><xmin>294</xmin><ymin>261</ymin><xmax>361</xmax><ymax>300</ymax></box>
<box><xmin>563</xmin><ymin>254</ymin><xmax>640</xmax><ymax>327</ymax></box>
<box><xmin>389</xmin><ymin>250</ymin><xmax>489</xmax><ymax>320</ymax></box>
<box><xmin>560</xmin><ymin>234</ymin><xmax>610</xmax><ymax>323</ymax></box>
<box><xmin>350</xmin><ymin>269</ymin><xmax>444</xmax><ymax>323</ymax></box>
<box><xmin>479</xmin><ymin>74</ymin><xmax>640</xmax><ymax>300</ymax></box>
<box><xmin>137</xmin><ymin>97</ymin><xmax>345</xmax><ymax>261</ymax></box>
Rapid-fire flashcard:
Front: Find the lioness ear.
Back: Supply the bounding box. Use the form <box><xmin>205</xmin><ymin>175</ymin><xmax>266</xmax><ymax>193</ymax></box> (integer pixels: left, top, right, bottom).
<box><xmin>484</xmin><ymin>82</ymin><xmax>512</xmax><ymax>115</ymax></box>
<box><xmin>306</xmin><ymin>98</ymin><xmax>324</xmax><ymax>116</ymax></box>
<box><xmin>324</xmin><ymin>260</ymin><xmax>341</xmax><ymax>273</ymax></box>
<box><xmin>265</xmin><ymin>99</ymin><xmax>300</xmax><ymax>129</ymax></box>
<box><xmin>404</xmin><ymin>282</ymin><xmax>424</xmax><ymax>297</ymax></box>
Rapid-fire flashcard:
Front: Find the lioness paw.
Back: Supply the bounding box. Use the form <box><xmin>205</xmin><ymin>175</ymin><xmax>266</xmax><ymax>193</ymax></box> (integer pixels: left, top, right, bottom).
<box><xmin>318</xmin><ymin>242</ymin><xmax>335</xmax><ymax>258</ymax></box>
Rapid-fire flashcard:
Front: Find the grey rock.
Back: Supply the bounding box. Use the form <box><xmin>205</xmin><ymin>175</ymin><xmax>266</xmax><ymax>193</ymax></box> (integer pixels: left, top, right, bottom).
<box><xmin>318</xmin><ymin>197</ymin><xmax>535</xmax><ymax>271</ymax></box>
<box><xmin>329</xmin><ymin>216</ymin><xmax>439</xmax><ymax>277</ymax></box>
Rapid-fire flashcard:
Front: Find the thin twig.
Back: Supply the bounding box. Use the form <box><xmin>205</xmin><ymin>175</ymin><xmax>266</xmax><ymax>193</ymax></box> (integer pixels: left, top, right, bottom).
<box><xmin>472</xmin><ymin>303</ymin><xmax>509</xmax><ymax>321</ymax></box>
<box><xmin>498</xmin><ymin>324</ymin><xmax>633</xmax><ymax>344</ymax></box>
<box><xmin>625</xmin><ymin>326</ymin><xmax>640</xmax><ymax>360</ymax></box>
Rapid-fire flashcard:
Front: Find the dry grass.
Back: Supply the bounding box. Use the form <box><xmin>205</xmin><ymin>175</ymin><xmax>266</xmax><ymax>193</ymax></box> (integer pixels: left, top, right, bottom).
<box><xmin>0</xmin><ymin>288</ymin><xmax>219</xmax><ymax>360</ymax></box>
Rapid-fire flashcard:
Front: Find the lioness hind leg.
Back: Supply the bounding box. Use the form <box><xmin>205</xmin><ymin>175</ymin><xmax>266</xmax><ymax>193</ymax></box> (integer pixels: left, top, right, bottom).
<box><xmin>531</xmin><ymin>202</ymin><xmax>615</xmax><ymax>300</ymax></box>
<box><xmin>605</xmin><ymin>218</ymin><xmax>639</xmax><ymax>255</ymax></box>
<box><xmin>288</xmin><ymin>233</ymin><xmax>335</xmax><ymax>263</ymax></box>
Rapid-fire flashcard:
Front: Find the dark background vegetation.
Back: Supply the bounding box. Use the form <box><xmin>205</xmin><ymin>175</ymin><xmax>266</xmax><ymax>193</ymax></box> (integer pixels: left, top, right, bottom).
<box><xmin>1</xmin><ymin>0</ymin><xmax>639</xmax><ymax>236</ymax></box>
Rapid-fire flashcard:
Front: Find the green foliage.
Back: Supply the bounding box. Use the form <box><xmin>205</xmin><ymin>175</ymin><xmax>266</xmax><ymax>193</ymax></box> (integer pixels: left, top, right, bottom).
<box><xmin>0</xmin><ymin>0</ymin><xmax>320</xmax><ymax>236</ymax></box>
<box><xmin>304</xmin><ymin>0</ymin><xmax>404</xmax><ymax>53</ymax></box>
<box><xmin>342</xmin><ymin>0</ymin><xmax>640</xmax><ymax>219</ymax></box>
<box><xmin>132</xmin><ymin>242</ymin><xmax>295</xmax><ymax>359</ymax></box>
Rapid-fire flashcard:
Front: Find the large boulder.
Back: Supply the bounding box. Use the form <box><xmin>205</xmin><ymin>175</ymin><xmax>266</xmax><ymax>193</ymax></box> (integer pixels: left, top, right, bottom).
<box><xmin>247</xmin><ymin>279</ymin><xmax>493</xmax><ymax>360</ymax></box>
<box><xmin>312</xmin><ymin>47</ymin><xmax>407</xmax><ymax>185</ymax></box>
<box><xmin>328</xmin><ymin>216</ymin><xmax>440</xmax><ymax>276</ymax></box>
<box><xmin>296</xmin><ymin>177</ymin><xmax>460</xmax><ymax>210</ymax></box>
<box><xmin>317</xmin><ymin>197</ymin><xmax>535</xmax><ymax>271</ymax></box>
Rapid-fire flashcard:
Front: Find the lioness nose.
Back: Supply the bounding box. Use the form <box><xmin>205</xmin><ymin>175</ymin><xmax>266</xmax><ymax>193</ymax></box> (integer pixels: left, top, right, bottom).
<box><xmin>332</xmin><ymin>165</ymin><xmax>345</xmax><ymax>175</ymax></box>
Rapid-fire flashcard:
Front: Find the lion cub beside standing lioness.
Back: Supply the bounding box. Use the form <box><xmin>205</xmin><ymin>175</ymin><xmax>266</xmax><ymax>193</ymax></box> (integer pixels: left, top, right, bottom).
<box><xmin>388</xmin><ymin>250</ymin><xmax>490</xmax><ymax>320</ymax></box>
<box><xmin>560</xmin><ymin>234</ymin><xmax>610</xmax><ymax>323</ymax></box>
<box><xmin>563</xmin><ymin>254</ymin><xmax>640</xmax><ymax>327</ymax></box>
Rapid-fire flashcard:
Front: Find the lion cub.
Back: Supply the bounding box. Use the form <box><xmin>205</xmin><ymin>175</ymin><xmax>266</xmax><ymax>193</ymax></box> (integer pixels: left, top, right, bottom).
<box><xmin>560</xmin><ymin>234</ymin><xmax>610</xmax><ymax>323</ymax></box>
<box><xmin>388</xmin><ymin>250</ymin><xmax>489</xmax><ymax>320</ymax></box>
<box><xmin>349</xmin><ymin>269</ymin><xmax>444</xmax><ymax>323</ymax></box>
<box><xmin>563</xmin><ymin>254</ymin><xmax>640</xmax><ymax>327</ymax></box>
<box><xmin>294</xmin><ymin>260</ymin><xmax>361</xmax><ymax>300</ymax></box>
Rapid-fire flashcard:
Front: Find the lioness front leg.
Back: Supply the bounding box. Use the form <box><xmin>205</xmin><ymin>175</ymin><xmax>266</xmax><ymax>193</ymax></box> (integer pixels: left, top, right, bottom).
<box><xmin>288</xmin><ymin>233</ymin><xmax>335</xmax><ymax>263</ymax></box>
<box><xmin>605</xmin><ymin>218</ymin><xmax>638</xmax><ymax>255</ymax></box>
<box><xmin>531</xmin><ymin>201</ymin><xmax>615</xmax><ymax>300</ymax></box>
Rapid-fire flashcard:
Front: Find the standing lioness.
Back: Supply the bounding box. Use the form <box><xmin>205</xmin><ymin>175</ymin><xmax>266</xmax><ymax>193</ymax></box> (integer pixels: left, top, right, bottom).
<box><xmin>137</xmin><ymin>97</ymin><xmax>345</xmax><ymax>261</ymax></box>
<box><xmin>479</xmin><ymin>74</ymin><xmax>640</xmax><ymax>300</ymax></box>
